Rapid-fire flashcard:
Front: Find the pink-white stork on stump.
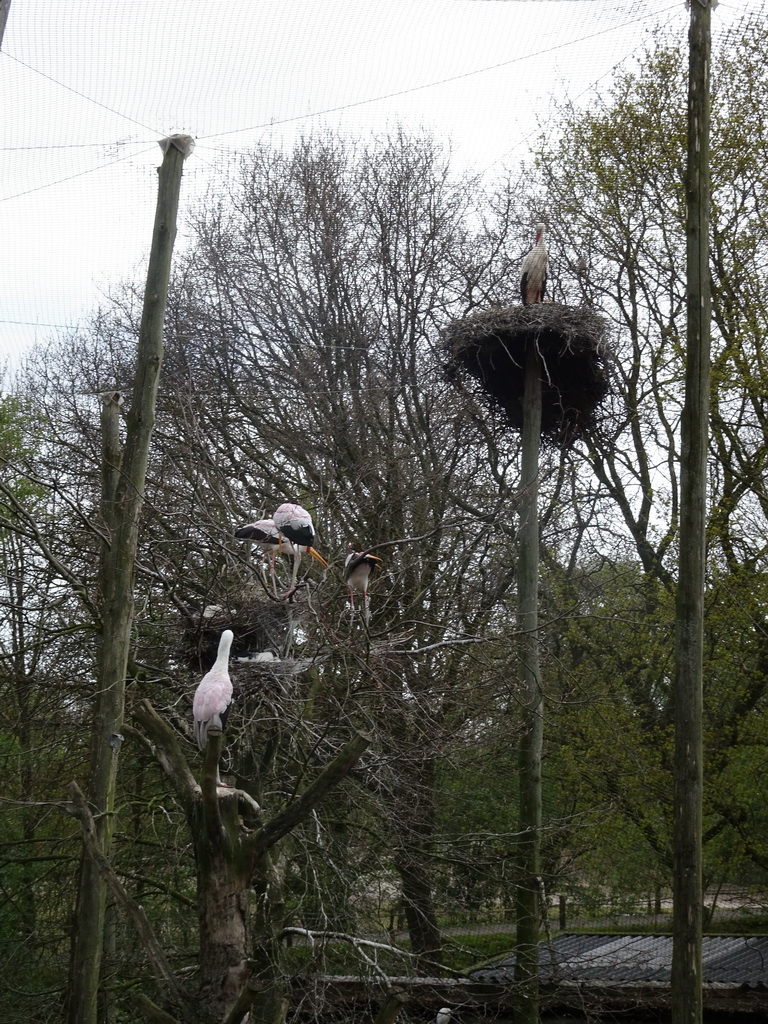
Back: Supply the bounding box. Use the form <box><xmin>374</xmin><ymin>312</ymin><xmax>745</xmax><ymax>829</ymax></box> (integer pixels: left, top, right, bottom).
<box><xmin>234</xmin><ymin>517</ymin><xmax>297</xmax><ymax>597</ymax></box>
<box><xmin>272</xmin><ymin>502</ymin><xmax>329</xmax><ymax>599</ymax></box>
<box><xmin>520</xmin><ymin>222</ymin><xmax>548</xmax><ymax>305</ymax></box>
<box><xmin>193</xmin><ymin>629</ymin><xmax>234</xmax><ymax>784</ymax></box>
<box><xmin>343</xmin><ymin>551</ymin><xmax>383</xmax><ymax>625</ymax></box>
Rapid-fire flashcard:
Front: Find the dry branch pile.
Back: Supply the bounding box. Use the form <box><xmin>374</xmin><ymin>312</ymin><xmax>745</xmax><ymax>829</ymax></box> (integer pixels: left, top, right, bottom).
<box><xmin>443</xmin><ymin>302</ymin><xmax>612</xmax><ymax>447</ymax></box>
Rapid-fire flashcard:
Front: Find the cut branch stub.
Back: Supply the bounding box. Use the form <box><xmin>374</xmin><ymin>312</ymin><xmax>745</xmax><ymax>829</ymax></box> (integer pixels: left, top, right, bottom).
<box><xmin>443</xmin><ymin>302</ymin><xmax>611</xmax><ymax>447</ymax></box>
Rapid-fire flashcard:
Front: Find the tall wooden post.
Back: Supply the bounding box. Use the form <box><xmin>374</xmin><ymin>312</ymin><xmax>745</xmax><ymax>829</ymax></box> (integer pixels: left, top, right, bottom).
<box><xmin>515</xmin><ymin>342</ymin><xmax>543</xmax><ymax>1024</ymax></box>
<box><xmin>66</xmin><ymin>136</ymin><xmax>192</xmax><ymax>1024</ymax></box>
<box><xmin>0</xmin><ymin>1</ymin><xmax>12</xmax><ymax>50</ymax></box>
<box><xmin>672</xmin><ymin>3</ymin><xmax>712</xmax><ymax>1023</ymax></box>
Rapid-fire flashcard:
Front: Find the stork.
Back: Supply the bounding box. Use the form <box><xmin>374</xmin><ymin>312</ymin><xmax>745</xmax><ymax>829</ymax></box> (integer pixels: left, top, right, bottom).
<box><xmin>436</xmin><ymin>1010</ymin><xmax>453</xmax><ymax>1024</ymax></box>
<box><xmin>520</xmin><ymin>222</ymin><xmax>548</xmax><ymax>305</ymax></box>
<box><xmin>192</xmin><ymin>629</ymin><xmax>234</xmax><ymax>784</ymax></box>
<box><xmin>343</xmin><ymin>551</ymin><xmax>383</xmax><ymax>626</ymax></box>
<box><xmin>234</xmin><ymin>517</ymin><xmax>297</xmax><ymax>596</ymax></box>
<box><xmin>272</xmin><ymin>502</ymin><xmax>329</xmax><ymax>599</ymax></box>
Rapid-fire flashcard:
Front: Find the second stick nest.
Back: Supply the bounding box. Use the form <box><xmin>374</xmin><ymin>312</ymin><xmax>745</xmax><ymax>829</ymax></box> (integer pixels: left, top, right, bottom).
<box><xmin>444</xmin><ymin>302</ymin><xmax>612</xmax><ymax>447</ymax></box>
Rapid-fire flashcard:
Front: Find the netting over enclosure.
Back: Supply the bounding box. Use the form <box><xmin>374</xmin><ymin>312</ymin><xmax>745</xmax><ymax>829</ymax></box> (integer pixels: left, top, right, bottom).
<box><xmin>0</xmin><ymin>0</ymin><xmax>762</xmax><ymax>361</ymax></box>
<box><xmin>3</xmin><ymin>2</ymin><xmax>768</xmax><ymax>1023</ymax></box>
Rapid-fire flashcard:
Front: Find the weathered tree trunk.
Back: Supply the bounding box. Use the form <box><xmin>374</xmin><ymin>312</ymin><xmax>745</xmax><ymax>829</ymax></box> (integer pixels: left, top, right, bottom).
<box><xmin>198</xmin><ymin>854</ymin><xmax>250</xmax><ymax>1003</ymax></box>
<box><xmin>515</xmin><ymin>343</ymin><xmax>543</xmax><ymax>1024</ymax></box>
<box><xmin>394</xmin><ymin>846</ymin><xmax>443</xmax><ymax>974</ymax></box>
<box><xmin>193</xmin><ymin>733</ymin><xmax>254</xmax><ymax>1023</ymax></box>
<box><xmin>391</xmin><ymin>753</ymin><xmax>443</xmax><ymax>973</ymax></box>
<box><xmin>672</xmin><ymin>4</ymin><xmax>712</xmax><ymax>1024</ymax></box>
<box><xmin>248</xmin><ymin>852</ymin><xmax>292</xmax><ymax>1024</ymax></box>
<box><xmin>131</xmin><ymin>700</ymin><xmax>369</xmax><ymax>1024</ymax></box>
<box><xmin>67</xmin><ymin>393</ymin><xmax>123</xmax><ymax>1024</ymax></box>
<box><xmin>66</xmin><ymin>139</ymin><xmax>190</xmax><ymax>1024</ymax></box>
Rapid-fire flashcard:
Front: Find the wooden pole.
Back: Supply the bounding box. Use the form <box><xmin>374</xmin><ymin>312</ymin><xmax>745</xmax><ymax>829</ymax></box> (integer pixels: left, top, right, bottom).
<box><xmin>514</xmin><ymin>342</ymin><xmax>543</xmax><ymax>1024</ymax></box>
<box><xmin>66</xmin><ymin>136</ymin><xmax>191</xmax><ymax>1024</ymax></box>
<box><xmin>672</xmin><ymin>3</ymin><xmax>712</xmax><ymax>1023</ymax></box>
<box><xmin>0</xmin><ymin>1</ymin><xmax>12</xmax><ymax>50</ymax></box>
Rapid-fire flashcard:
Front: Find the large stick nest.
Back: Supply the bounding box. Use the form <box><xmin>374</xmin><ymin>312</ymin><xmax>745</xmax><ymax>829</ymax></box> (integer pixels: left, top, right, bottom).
<box><xmin>179</xmin><ymin>599</ymin><xmax>289</xmax><ymax>672</ymax></box>
<box><xmin>443</xmin><ymin>302</ymin><xmax>612</xmax><ymax>447</ymax></box>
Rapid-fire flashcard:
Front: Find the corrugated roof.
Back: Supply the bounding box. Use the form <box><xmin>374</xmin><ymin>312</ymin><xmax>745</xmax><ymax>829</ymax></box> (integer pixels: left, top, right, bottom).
<box><xmin>471</xmin><ymin>934</ymin><xmax>768</xmax><ymax>988</ymax></box>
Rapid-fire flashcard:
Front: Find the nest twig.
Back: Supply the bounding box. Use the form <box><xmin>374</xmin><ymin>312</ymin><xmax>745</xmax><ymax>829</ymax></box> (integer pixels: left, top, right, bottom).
<box><xmin>443</xmin><ymin>302</ymin><xmax>612</xmax><ymax>447</ymax></box>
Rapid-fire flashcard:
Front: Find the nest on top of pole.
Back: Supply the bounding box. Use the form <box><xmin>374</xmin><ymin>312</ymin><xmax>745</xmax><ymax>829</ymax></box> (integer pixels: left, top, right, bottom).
<box><xmin>443</xmin><ymin>302</ymin><xmax>611</xmax><ymax>448</ymax></box>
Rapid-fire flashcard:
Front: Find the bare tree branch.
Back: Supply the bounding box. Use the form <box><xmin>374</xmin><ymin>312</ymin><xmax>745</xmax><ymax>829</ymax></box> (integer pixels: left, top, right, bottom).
<box><xmin>247</xmin><ymin>731</ymin><xmax>370</xmax><ymax>860</ymax></box>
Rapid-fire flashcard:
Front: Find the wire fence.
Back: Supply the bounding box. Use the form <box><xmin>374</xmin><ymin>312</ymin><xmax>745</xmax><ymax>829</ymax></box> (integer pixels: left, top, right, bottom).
<box><xmin>2</xmin><ymin>0</ymin><xmax>765</xmax><ymax>364</ymax></box>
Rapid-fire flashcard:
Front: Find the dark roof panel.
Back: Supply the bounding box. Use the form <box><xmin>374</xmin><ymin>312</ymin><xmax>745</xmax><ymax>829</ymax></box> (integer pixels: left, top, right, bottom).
<box><xmin>471</xmin><ymin>934</ymin><xmax>768</xmax><ymax>989</ymax></box>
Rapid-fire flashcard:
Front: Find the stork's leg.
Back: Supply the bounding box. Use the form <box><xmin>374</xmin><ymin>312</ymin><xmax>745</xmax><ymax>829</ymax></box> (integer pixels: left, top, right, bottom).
<box><xmin>348</xmin><ymin>590</ymin><xmax>356</xmax><ymax>622</ymax></box>
<box><xmin>363</xmin><ymin>591</ymin><xmax>370</xmax><ymax>627</ymax></box>
<box><xmin>280</xmin><ymin>550</ymin><xmax>301</xmax><ymax>600</ymax></box>
<box><xmin>259</xmin><ymin>553</ymin><xmax>278</xmax><ymax>597</ymax></box>
<box><xmin>292</xmin><ymin>550</ymin><xmax>301</xmax><ymax>591</ymax></box>
<box><xmin>259</xmin><ymin>556</ymin><xmax>270</xmax><ymax>591</ymax></box>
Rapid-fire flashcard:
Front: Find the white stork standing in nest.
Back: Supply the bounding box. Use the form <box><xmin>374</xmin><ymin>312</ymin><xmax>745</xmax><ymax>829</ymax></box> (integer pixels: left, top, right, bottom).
<box><xmin>343</xmin><ymin>551</ymin><xmax>383</xmax><ymax>625</ymax></box>
<box><xmin>520</xmin><ymin>222</ymin><xmax>548</xmax><ymax>305</ymax></box>
<box><xmin>272</xmin><ymin>502</ymin><xmax>329</xmax><ymax>599</ymax></box>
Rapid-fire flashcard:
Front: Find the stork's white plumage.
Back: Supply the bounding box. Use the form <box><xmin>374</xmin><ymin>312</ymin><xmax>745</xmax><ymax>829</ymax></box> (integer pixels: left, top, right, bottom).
<box><xmin>193</xmin><ymin>630</ymin><xmax>234</xmax><ymax>756</ymax></box>
<box><xmin>436</xmin><ymin>1009</ymin><xmax>453</xmax><ymax>1024</ymax></box>
<box><xmin>343</xmin><ymin>551</ymin><xmax>383</xmax><ymax>626</ymax></box>
<box><xmin>520</xmin><ymin>222</ymin><xmax>548</xmax><ymax>305</ymax></box>
<box><xmin>273</xmin><ymin>502</ymin><xmax>329</xmax><ymax>598</ymax></box>
<box><xmin>235</xmin><ymin>517</ymin><xmax>297</xmax><ymax>595</ymax></box>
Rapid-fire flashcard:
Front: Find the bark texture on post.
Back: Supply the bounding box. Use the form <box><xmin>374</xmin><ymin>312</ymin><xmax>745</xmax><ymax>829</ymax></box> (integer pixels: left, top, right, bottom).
<box><xmin>514</xmin><ymin>343</ymin><xmax>543</xmax><ymax>1024</ymax></box>
<box><xmin>672</xmin><ymin>4</ymin><xmax>712</xmax><ymax>1024</ymax></box>
<box><xmin>66</xmin><ymin>140</ymin><xmax>189</xmax><ymax>1024</ymax></box>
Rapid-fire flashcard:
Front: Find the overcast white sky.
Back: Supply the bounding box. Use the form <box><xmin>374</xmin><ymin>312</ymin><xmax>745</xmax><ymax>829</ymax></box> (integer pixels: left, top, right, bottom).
<box><xmin>0</xmin><ymin>0</ymin><xmax>757</xmax><ymax>367</ymax></box>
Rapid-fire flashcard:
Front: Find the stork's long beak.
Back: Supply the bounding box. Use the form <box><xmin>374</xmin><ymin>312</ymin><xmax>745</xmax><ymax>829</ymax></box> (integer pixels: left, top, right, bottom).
<box><xmin>367</xmin><ymin>554</ymin><xmax>384</xmax><ymax>564</ymax></box>
<box><xmin>308</xmin><ymin>547</ymin><xmax>329</xmax><ymax>568</ymax></box>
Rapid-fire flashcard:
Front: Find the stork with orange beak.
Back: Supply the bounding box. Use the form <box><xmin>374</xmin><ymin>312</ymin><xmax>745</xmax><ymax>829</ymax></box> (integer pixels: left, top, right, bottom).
<box><xmin>272</xmin><ymin>502</ymin><xmax>329</xmax><ymax>599</ymax></box>
<box><xmin>343</xmin><ymin>551</ymin><xmax>383</xmax><ymax>625</ymax></box>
